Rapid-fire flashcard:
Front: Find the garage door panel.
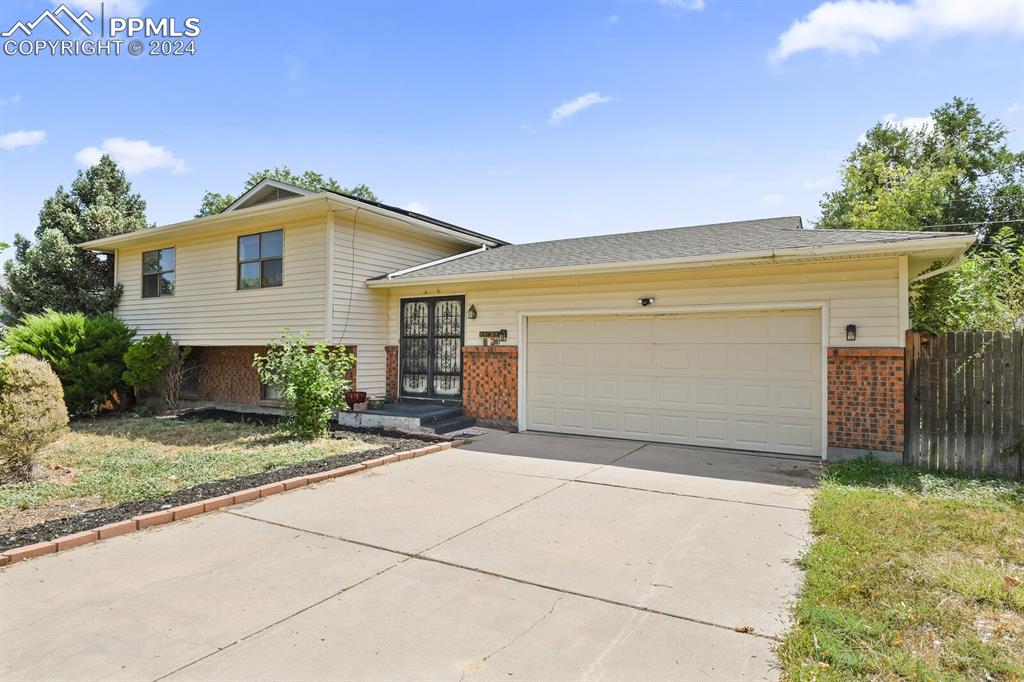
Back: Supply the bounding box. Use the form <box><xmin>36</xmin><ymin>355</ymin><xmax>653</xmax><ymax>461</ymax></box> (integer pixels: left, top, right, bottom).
<box><xmin>658</xmin><ymin>382</ymin><xmax>690</xmax><ymax>406</ymax></box>
<box><xmin>590</xmin><ymin>411</ymin><xmax>619</xmax><ymax>433</ymax></box>
<box><xmin>657</xmin><ymin>414</ymin><xmax>692</xmax><ymax>439</ymax></box>
<box><xmin>622</xmin><ymin>412</ymin><xmax>653</xmax><ymax>436</ymax></box>
<box><xmin>734</xmin><ymin>419</ymin><xmax>772</xmax><ymax>448</ymax></box>
<box><xmin>528</xmin><ymin>405</ymin><xmax>556</xmax><ymax>429</ymax></box>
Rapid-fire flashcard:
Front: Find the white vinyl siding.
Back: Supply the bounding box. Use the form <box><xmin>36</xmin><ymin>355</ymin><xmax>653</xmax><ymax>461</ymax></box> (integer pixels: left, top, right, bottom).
<box><xmin>386</xmin><ymin>257</ymin><xmax>904</xmax><ymax>349</ymax></box>
<box><xmin>115</xmin><ymin>217</ymin><xmax>329</xmax><ymax>344</ymax></box>
<box><xmin>331</xmin><ymin>213</ymin><xmax>466</xmax><ymax>395</ymax></box>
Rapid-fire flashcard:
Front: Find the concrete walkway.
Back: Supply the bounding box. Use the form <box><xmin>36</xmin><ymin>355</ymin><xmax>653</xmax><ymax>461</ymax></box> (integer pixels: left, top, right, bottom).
<box><xmin>0</xmin><ymin>432</ymin><xmax>817</xmax><ymax>681</ymax></box>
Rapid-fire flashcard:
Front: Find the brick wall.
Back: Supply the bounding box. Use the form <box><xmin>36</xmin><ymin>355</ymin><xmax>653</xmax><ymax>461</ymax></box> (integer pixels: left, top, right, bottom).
<box><xmin>191</xmin><ymin>346</ymin><xmax>265</xmax><ymax>404</ymax></box>
<box><xmin>190</xmin><ymin>345</ymin><xmax>357</xmax><ymax>405</ymax></box>
<box><xmin>462</xmin><ymin>345</ymin><xmax>518</xmax><ymax>423</ymax></box>
<box><xmin>385</xmin><ymin>345</ymin><xmax>398</xmax><ymax>400</ymax></box>
<box><xmin>828</xmin><ymin>347</ymin><xmax>904</xmax><ymax>453</ymax></box>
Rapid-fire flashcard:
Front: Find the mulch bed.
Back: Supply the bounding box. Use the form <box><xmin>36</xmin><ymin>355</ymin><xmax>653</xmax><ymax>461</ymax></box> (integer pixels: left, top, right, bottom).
<box><xmin>0</xmin><ymin>410</ymin><xmax>441</xmax><ymax>553</ymax></box>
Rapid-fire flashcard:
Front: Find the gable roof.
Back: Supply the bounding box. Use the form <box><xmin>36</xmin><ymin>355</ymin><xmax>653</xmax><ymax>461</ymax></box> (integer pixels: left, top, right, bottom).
<box><xmin>79</xmin><ymin>183</ymin><xmax>507</xmax><ymax>251</ymax></box>
<box><xmin>369</xmin><ymin>216</ymin><xmax>976</xmax><ymax>285</ymax></box>
<box><xmin>224</xmin><ymin>179</ymin><xmax>314</xmax><ymax>211</ymax></box>
<box><xmin>223</xmin><ymin>179</ymin><xmax>508</xmax><ymax>246</ymax></box>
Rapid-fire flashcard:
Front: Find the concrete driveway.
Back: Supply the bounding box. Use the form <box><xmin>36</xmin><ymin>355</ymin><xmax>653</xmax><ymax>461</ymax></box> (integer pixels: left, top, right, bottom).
<box><xmin>1</xmin><ymin>432</ymin><xmax>817</xmax><ymax>681</ymax></box>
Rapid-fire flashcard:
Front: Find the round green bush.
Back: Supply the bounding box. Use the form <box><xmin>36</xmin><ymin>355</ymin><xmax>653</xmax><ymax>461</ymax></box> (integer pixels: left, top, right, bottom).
<box><xmin>0</xmin><ymin>354</ymin><xmax>69</xmax><ymax>479</ymax></box>
<box><xmin>2</xmin><ymin>310</ymin><xmax>135</xmax><ymax>415</ymax></box>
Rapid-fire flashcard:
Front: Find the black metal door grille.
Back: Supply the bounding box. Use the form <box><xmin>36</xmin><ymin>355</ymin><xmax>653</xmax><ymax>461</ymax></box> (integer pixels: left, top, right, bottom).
<box><xmin>400</xmin><ymin>296</ymin><xmax>464</xmax><ymax>400</ymax></box>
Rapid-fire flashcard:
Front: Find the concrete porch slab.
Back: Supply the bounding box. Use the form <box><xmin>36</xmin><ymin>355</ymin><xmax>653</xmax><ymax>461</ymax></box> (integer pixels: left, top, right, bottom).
<box><xmin>233</xmin><ymin>455</ymin><xmax>563</xmax><ymax>554</ymax></box>
<box><xmin>166</xmin><ymin>557</ymin><xmax>775</xmax><ymax>681</ymax></box>
<box><xmin>0</xmin><ymin>513</ymin><xmax>402</xmax><ymax>682</ymax></box>
<box><xmin>578</xmin><ymin>443</ymin><xmax>819</xmax><ymax>510</ymax></box>
<box><xmin>424</xmin><ymin>479</ymin><xmax>809</xmax><ymax>638</ymax></box>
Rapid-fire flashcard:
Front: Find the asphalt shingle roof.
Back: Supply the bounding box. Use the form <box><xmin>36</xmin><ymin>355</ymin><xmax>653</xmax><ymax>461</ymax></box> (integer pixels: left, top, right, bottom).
<box><xmin>380</xmin><ymin>216</ymin><xmax>967</xmax><ymax>280</ymax></box>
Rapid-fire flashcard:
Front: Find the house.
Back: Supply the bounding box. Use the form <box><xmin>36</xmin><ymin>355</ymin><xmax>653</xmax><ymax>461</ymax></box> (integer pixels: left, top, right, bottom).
<box><xmin>79</xmin><ymin>179</ymin><xmax>976</xmax><ymax>461</ymax></box>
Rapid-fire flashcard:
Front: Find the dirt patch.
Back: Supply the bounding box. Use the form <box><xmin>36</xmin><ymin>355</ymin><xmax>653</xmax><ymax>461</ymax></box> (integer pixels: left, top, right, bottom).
<box><xmin>0</xmin><ymin>496</ymin><xmax>104</xmax><ymax>534</ymax></box>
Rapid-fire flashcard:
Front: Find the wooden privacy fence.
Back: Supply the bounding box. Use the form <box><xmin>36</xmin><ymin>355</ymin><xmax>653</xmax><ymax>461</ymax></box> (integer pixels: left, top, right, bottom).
<box><xmin>905</xmin><ymin>330</ymin><xmax>1024</xmax><ymax>477</ymax></box>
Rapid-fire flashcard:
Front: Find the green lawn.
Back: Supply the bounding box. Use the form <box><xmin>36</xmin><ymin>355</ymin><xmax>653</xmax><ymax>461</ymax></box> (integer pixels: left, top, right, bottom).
<box><xmin>0</xmin><ymin>416</ymin><xmax>376</xmax><ymax>531</ymax></box>
<box><xmin>780</xmin><ymin>458</ymin><xmax>1024</xmax><ymax>680</ymax></box>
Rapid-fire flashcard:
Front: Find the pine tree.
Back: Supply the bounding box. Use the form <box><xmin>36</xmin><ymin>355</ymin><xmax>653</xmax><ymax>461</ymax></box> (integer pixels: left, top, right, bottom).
<box><xmin>0</xmin><ymin>156</ymin><xmax>148</xmax><ymax>325</ymax></box>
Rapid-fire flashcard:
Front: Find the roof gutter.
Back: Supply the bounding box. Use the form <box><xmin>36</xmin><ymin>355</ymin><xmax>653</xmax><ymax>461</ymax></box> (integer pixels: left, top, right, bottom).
<box><xmin>79</xmin><ymin>193</ymin><xmax>504</xmax><ymax>251</ymax></box>
<box><xmin>910</xmin><ymin>252</ymin><xmax>968</xmax><ymax>284</ymax></box>
<box><xmin>323</xmin><ymin>197</ymin><xmax>500</xmax><ymax>248</ymax></box>
<box><xmin>382</xmin><ymin>245</ymin><xmax>490</xmax><ymax>280</ymax></box>
<box><xmin>366</xmin><ymin>233</ymin><xmax>977</xmax><ymax>288</ymax></box>
<box><xmin>79</xmin><ymin>195</ymin><xmax>331</xmax><ymax>251</ymax></box>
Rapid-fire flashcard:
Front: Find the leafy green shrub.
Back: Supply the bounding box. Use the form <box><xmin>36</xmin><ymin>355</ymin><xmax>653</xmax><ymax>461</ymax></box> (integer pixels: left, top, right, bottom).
<box><xmin>0</xmin><ymin>354</ymin><xmax>69</xmax><ymax>479</ymax></box>
<box><xmin>123</xmin><ymin>333</ymin><xmax>174</xmax><ymax>391</ymax></box>
<box><xmin>2</xmin><ymin>311</ymin><xmax>135</xmax><ymax>415</ymax></box>
<box><xmin>252</xmin><ymin>330</ymin><xmax>355</xmax><ymax>438</ymax></box>
<box><xmin>122</xmin><ymin>332</ymin><xmax>193</xmax><ymax>414</ymax></box>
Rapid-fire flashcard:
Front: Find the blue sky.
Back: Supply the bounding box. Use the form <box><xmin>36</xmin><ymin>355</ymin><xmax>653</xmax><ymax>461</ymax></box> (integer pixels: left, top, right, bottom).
<box><xmin>1</xmin><ymin>0</ymin><xmax>1021</xmax><ymax>262</ymax></box>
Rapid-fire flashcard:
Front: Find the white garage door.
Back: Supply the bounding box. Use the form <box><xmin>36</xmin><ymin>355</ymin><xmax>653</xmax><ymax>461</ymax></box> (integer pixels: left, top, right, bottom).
<box><xmin>525</xmin><ymin>309</ymin><xmax>823</xmax><ymax>457</ymax></box>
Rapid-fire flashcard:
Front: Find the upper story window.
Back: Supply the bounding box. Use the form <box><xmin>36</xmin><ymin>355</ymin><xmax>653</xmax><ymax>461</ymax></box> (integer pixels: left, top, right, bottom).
<box><xmin>238</xmin><ymin>229</ymin><xmax>283</xmax><ymax>290</ymax></box>
<box><xmin>142</xmin><ymin>247</ymin><xmax>175</xmax><ymax>298</ymax></box>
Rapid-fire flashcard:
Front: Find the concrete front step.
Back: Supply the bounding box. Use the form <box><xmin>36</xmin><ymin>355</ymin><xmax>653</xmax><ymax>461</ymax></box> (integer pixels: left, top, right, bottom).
<box><xmin>422</xmin><ymin>415</ymin><xmax>477</xmax><ymax>435</ymax></box>
<box><xmin>336</xmin><ymin>402</ymin><xmax>473</xmax><ymax>434</ymax></box>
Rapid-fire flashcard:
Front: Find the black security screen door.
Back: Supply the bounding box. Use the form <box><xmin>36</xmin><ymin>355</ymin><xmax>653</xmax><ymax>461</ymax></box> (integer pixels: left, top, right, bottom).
<box><xmin>400</xmin><ymin>296</ymin><xmax>464</xmax><ymax>400</ymax></box>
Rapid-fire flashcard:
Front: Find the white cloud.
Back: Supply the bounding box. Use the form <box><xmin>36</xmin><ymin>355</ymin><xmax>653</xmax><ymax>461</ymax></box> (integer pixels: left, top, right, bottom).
<box><xmin>857</xmin><ymin>112</ymin><xmax>934</xmax><ymax>142</ymax></box>
<box><xmin>761</xmin><ymin>193</ymin><xmax>785</xmax><ymax>206</ymax></box>
<box><xmin>549</xmin><ymin>92</ymin><xmax>615</xmax><ymax>125</ymax></box>
<box><xmin>1009</xmin><ymin>102</ymin><xmax>1023</xmax><ymax>114</ymax></box>
<box><xmin>772</xmin><ymin>0</ymin><xmax>1024</xmax><ymax>62</ymax></box>
<box><xmin>74</xmin><ymin>137</ymin><xmax>187</xmax><ymax>173</ymax></box>
<box><xmin>802</xmin><ymin>176</ymin><xmax>835</xmax><ymax>189</ymax></box>
<box><xmin>659</xmin><ymin>0</ymin><xmax>705</xmax><ymax>11</ymax></box>
<box><xmin>0</xmin><ymin>129</ymin><xmax>46</xmax><ymax>151</ymax></box>
<box><xmin>487</xmin><ymin>167</ymin><xmax>516</xmax><ymax>176</ymax></box>
<box><xmin>59</xmin><ymin>0</ymin><xmax>149</xmax><ymax>15</ymax></box>
<box><xmin>607</xmin><ymin>14</ymin><xmax>620</xmax><ymax>24</ymax></box>
<box><xmin>883</xmin><ymin>112</ymin><xmax>933</xmax><ymax>132</ymax></box>
<box><xmin>404</xmin><ymin>201</ymin><xmax>429</xmax><ymax>214</ymax></box>
<box><xmin>0</xmin><ymin>94</ymin><xmax>21</xmax><ymax>107</ymax></box>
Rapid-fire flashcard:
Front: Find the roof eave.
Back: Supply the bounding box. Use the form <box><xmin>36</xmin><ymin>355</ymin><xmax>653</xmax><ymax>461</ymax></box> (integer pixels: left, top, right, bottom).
<box><xmin>366</xmin><ymin>233</ymin><xmax>977</xmax><ymax>288</ymax></box>
<box><xmin>79</xmin><ymin>195</ymin><xmax>330</xmax><ymax>251</ymax></box>
<box><xmin>79</xmin><ymin>192</ymin><xmax>505</xmax><ymax>252</ymax></box>
<box><xmin>322</xmin><ymin>196</ymin><xmax>503</xmax><ymax>248</ymax></box>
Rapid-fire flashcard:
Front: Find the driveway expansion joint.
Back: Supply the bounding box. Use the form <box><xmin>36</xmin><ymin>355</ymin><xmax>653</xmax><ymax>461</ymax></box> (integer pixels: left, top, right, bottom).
<box><xmin>230</xmin><ymin>500</ymin><xmax>783</xmax><ymax>644</ymax></box>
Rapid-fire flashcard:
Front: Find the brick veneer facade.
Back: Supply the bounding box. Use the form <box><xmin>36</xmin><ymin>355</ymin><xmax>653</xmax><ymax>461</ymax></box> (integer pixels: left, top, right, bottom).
<box><xmin>385</xmin><ymin>345</ymin><xmax>398</xmax><ymax>400</ymax></box>
<box><xmin>190</xmin><ymin>345</ymin><xmax>356</xmax><ymax>405</ymax></box>
<box><xmin>827</xmin><ymin>347</ymin><xmax>905</xmax><ymax>453</ymax></box>
<box><xmin>461</xmin><ymin>345</ymin><xmax>518</xmax><ymax>425</ymax></box>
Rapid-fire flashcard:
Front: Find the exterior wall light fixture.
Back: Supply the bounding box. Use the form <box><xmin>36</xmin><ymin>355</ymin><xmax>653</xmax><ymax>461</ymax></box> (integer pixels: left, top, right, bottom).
<box><xmin>467</xmin><ymin>304</ymin><xmax>477</xmax><ymax>319</ymax></box>
<box><xmin>846</xmin><ymin>324</ymin><xmax>857</xmax><ymax>341</ymax></box>
<box><xmin>637</xmin><ymin>297</ymin><xmax>655</xmax><ymax>307</ymax></box>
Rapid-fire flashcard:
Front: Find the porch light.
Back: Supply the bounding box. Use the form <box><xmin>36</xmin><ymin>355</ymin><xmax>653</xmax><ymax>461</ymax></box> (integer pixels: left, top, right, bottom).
<box><xmin>846</xmin><ymin>324</ymin><xmax>857</xmax><ymax>341</ymax></box>
<box><xmin>467</xmin><ymin>304</ymin><xmax>477</xmax><ymax>320</ymax></box>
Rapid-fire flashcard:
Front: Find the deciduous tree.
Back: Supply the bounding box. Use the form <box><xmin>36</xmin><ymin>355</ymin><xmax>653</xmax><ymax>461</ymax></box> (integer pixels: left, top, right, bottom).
<box><xmin>818</xmin><ymin>98</ymin><xmax>1023</xmax><ymax>331</ymax></box>
<box><xmin>196</xmin><ymin>166</ymin><xmax>378</xmax><ymax>217</ymax></box>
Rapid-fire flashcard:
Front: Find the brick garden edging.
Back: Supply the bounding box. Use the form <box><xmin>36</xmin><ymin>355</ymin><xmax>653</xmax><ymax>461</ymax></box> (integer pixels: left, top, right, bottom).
<box><xmin>0</xmin><ymin>439</ymin><xmax>464</xmax><ymax>567</ymax></box>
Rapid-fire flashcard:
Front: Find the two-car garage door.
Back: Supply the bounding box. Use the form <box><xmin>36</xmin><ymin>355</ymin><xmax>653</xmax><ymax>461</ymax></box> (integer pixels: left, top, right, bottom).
<box><xmin>525</xmin><ymin>309</ymin><xmax>823</xmax><ymax>457</ymax></box>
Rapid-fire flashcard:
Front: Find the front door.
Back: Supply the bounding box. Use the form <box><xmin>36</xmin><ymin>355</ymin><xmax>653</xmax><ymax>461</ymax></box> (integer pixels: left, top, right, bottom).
<box><xmin>400</xmin><ymin>296</ymin><xmax>464</xmax><ymax>401</ymax></box>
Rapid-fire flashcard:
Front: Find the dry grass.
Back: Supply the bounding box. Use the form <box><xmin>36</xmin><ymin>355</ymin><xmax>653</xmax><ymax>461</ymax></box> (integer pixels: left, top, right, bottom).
<box><xmin>0</xmin><ymin>416</ymin><xmax>375</xmax><ymax>531</ymax></box>
<box><xmin>780</xmin><ymin>458</ymin><xmax>1024</xmax><ymax>680</ymax></box>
